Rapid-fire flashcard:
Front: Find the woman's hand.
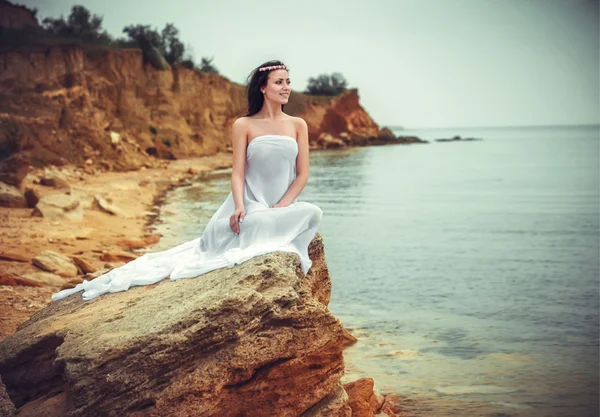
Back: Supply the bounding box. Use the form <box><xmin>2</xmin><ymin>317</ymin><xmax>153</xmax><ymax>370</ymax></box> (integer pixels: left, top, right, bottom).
<box><xmin>229</xmin><ymin>207</ymin><xmax>246</xmax><ymax>235</ymax></box>
<box><xmin>270</xmin><ymin>201</ymin><xmax>289</xmax><ymax>208</ymax></box>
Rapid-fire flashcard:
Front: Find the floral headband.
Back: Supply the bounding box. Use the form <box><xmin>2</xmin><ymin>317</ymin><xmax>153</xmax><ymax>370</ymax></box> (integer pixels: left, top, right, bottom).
<box><xmin>258</xmin><ymin>64</ymin><xmax>287</xmax><ymax>72</ymax></box>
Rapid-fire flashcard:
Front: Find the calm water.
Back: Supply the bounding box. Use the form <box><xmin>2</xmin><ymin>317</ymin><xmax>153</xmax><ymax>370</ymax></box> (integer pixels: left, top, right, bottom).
<box><xmin>150</xmin><ymin>125</ymin><xmax>600</xmax><ymax>417</ymax></box>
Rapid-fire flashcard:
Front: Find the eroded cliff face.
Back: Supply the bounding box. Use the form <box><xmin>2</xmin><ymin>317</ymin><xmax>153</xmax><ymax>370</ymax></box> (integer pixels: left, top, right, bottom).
<box><xmin>0</xmin><ymin>45</ymin><xmax>381</xmax><ymax>171</ymax></box>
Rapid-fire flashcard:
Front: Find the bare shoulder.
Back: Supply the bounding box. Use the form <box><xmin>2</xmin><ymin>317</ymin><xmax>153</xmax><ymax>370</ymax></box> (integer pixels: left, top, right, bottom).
<box><xmin>232</xmin><ymin>116</ymin><xmax>249</xmax><ymax>128</ymax></box>
<box><xmin>291</xmin><ymin>116</ymin><xmax>308</xmax><ymax>132</ymax></box>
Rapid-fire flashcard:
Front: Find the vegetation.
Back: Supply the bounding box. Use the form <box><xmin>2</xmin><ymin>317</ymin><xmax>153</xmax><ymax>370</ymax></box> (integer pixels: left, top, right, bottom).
<box><xmin>42</xmin><ymin>5</ymin><xmax>112</xmax><ymax>43</ymax></box>
<box><xmin>304</xmin><ymin>73</ymin><xmax>348</xmax><ymax>96</ymax></box>
<box><xmin>1</xmin><ymin>3</ymin><xmax>219</xmax><ymax>74</ymax></box>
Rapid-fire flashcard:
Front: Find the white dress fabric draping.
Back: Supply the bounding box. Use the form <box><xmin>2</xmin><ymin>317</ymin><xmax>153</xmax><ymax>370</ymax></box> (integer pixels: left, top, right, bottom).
<box><xmin>51</xmin><ymin>135</ymin><xmax>323</xmax><ymax>301</ymax></box>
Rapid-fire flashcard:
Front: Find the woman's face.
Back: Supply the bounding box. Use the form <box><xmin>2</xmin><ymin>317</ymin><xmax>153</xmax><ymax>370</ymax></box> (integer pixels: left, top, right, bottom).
<box><xmin>261</xmin><ymin>69</ymin><xmax>291</xmax><ymax>104</ymax></box>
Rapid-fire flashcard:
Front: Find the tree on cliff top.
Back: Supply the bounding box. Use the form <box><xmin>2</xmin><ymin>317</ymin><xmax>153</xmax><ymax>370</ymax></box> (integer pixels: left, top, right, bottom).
<box><xmin>122</xmin><ymin>23</ymin><xmax>185</xmax><ymax>67</ymax></box>
<box><xmin>42</xmin><ymin>5</ymin><xmax>111</xmax><ymax>43</ymax></box>
<box><xmin>304</xmin><ymin>73</ymin><xmax>348</xmax><ymax>96</ymax></box>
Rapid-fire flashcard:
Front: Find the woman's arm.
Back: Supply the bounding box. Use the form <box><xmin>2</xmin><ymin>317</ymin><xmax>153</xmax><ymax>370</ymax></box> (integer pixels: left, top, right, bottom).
<box><xmin>230</xmin><ymin>118</ymin><xmax>247</xmax><ymax>234</ymax></box>
<box><xmin>273</xmin><ymin>118</ymin><xmax>310</xmax><ymax>207</ymax></box>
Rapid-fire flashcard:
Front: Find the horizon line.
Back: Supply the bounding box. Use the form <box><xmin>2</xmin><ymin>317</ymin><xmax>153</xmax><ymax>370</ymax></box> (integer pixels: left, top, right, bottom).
<box><xmin>384</xmin><ymin>122</ymin><xmax>600</xmax><ymax>130</ymax></box>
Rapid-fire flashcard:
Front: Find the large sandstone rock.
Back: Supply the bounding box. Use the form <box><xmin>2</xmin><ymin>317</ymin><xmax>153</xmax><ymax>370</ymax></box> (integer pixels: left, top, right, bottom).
<box><xmin>32</xmin><ymin>250</ymin><xmax>78</xmax><ymax>278</ymax></box>
<box><xmin>343</xmin><ymin>378</ymin><xmax>384</xmax><ymax>416</ymax></box>
<box><xmin>0</xmin><ymin>182</ymin><xmax>26</xmax><ymax>208</ymax></box>
<box><xmin>31</xmin><ymin>194</ymin><xmax>83</xmax><ymax>220</ymax></box>
<box><xmin>0</xmin><ymin>152</ymin><xmax>30</xmax><ymax>188</ymax></box>
<box><xmin>0</xmin><ymin>235</ymin><xmax>355</xmax><ymax>416</ymax></box>
<box><xmin>40</xmin><ymin>170</ymin><xmax>70</xmax><ymax>189</ymax></box>
<box><xmin>0</xmin><ymin>375</ymin><xmax>15</xmax><ymax>417</ymax></box>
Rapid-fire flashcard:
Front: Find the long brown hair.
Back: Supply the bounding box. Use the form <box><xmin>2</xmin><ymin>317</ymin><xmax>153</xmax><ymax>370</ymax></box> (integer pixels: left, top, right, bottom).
<box><xmin>244</xmin><ymin>60</ymin><xmax>288</xmax><ymax>117</ymax></box>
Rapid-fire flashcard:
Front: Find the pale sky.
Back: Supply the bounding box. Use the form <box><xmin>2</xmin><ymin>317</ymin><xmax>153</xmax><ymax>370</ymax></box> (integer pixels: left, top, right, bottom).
<box><xmin>15</xmin><ymin>0</ymin><xmax>600</xmax><ymax>128</ymax></box>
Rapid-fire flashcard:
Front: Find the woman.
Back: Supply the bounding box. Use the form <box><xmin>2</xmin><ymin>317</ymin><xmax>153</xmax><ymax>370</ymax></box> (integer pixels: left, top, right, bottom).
<box><xmin>51</xmin><ymin>60</ymin><xmax>323</xmax><ymax>301</ymax></box>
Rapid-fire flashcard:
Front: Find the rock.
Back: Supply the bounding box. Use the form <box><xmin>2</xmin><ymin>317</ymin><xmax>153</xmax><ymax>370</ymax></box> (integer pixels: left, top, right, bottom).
<box><xmin>378</xmin><ymin>394</ymin><xmax>405</xmax><ymax>417</ymax></box>
<box><xmin>0</xmin><ymin>375</ymin><xmax>16</xmax><ymax>417</ymax></box>
<box><xmin>377</xmin><ymin>127</ymin><xmax>396</xmax><ymax>142</ymax></box>
<box><xmin>100</xmin><ymin>250</ymin><xmax>138</xmax><ymax>262</ymax></box>
<box><xmin>93</xmin><ymin>194</ymin><xmax>129</xmax><ymax>217</ymax></box>
<box><xmin>110</xmin><ymin>131</ymin><xmax>121</xmax><ymax>145</ymax></box>
<box><xmin>71</xmin><ymin>256</ymin><xmax>97</xmax><ymax>274</ymax></box>
<box><xmin>85</xmin><ymin>159</ymin><xmax>93</xmax><ymax>165</ymax></box>
<box><xmin>40</xmin><ymin>170</ymin><xmax>70</xmax><ymax>189</ymax></box>
<box><xmin>343</xmin><ymin>378</ymin><xmax>384</xmax><ymax>417</ymax></box>
<box><xmin>301</xmin><ymin>382</ymin><xmax>351</xmax><ymax>416</ymax></box>
<box><xmin>116</xmin><ymin>234</ymin><xmax>161</xmax><ymax>250</ymax></box>
<box><xmin>32</xmin><ymin>250</ymin><xmax>78</xmax><ymax>277</ymax></box>
<box><xmin>319</xmin><ymin>133</ymin><xmax>346</xmax><ymax>149</ymax></box>
<box><xmin>31</xmin><ymin>194</ymin><xmax>83</xmax><ymax>220</ymax></box>
<box><xmin>24</xmin><ymin>187</ymin><xmax>40</xmax><ymax>208</ymax></box>
<box><xmin>396</xmin><ymin>136</ymin><xmax>428</xmax><ymax>144</ymax></box>
<box><xmin>0</xmin><ymin>152</ymin><xmax>30</xmax><ymax>188</ymax></box>
<box><xmin>0</xmin><ymin>182</ymin><xmax>26</xmax><ymax>208</ymax></box>
<box><xmin>435</xmin><ymin>135</ymin><xmax>482</xmax><ymax>142</ymax></box>
<box><xmin>0</xmin><ymin>235</ymin><xmax>353</xmax><ymax>416</ymax></box>
<box><xmin>0</xmin><ymin>249</ymin><xmax>30</xmax><ymax>263</ymax></box>
<box><xmin>21</xmin><ymin>271</ymin><xmax>68</xmax><ymax>287</ymax></box>
<box><xmin>0</xmin><ymin>273</ymin><xmax>45</xmax><ymax>287</ymax></box>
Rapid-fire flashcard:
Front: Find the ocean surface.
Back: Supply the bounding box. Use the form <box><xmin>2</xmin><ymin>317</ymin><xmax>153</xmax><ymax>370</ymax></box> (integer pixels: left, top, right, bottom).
<box><xmin>150</xmin><ymin>124</ymin><xmax>600</xmax><ymax>417</ymax></box>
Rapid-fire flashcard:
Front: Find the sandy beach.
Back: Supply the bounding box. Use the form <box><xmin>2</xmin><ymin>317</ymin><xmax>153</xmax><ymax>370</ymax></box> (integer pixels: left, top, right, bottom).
<box><xmin>0</xmin><ymin>153</ymin><xmax>233</xmax><ymax>340</ymax></box>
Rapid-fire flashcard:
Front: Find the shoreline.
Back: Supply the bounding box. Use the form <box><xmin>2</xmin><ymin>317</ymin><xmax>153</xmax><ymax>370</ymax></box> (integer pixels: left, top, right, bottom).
<box><xmin>0</xmin><ymin>152</ymin><xmax>233</xmax><ymax>340</ymax></box>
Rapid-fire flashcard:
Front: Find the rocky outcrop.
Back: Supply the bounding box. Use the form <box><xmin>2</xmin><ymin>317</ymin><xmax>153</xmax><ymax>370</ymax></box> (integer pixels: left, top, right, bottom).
<box><xmin>0</xmin><ymin>235</ymin><xmax>362</xmax><ymax>416</ymax></box>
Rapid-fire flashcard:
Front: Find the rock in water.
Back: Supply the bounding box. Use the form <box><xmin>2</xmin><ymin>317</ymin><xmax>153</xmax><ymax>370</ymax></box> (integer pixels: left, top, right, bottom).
<box><xmin>0</xmin><ymin>235</ymin><xmax>354</xmax><ymax>416</ymax></box>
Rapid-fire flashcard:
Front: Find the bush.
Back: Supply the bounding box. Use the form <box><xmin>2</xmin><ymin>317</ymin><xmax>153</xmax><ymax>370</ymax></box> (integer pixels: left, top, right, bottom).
<box><xmin>122</xmin><ymin>22</ymin><xmax>186</xmax><ymax>68</ymax></box>
<box><xmin>198</xmin><ymin>56</ymin><xmax>218</xmax><ymax>74</ymax></box>
<box><xmin>305</xmin><ymin>73</ymin><xmax>348</xmax><ymax>96</ymax></box>
<box><xmin>42</xmin><ymin>5</ymin><xmax>112</xmax><ymax>43</ymax></box>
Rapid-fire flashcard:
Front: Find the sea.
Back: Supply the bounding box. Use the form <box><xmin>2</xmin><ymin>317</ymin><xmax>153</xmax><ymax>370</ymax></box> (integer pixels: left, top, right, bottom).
<box><xmin>149</xmin><ymin>124</ymin><xmax>600</xmax><ymax>417</ymax></box>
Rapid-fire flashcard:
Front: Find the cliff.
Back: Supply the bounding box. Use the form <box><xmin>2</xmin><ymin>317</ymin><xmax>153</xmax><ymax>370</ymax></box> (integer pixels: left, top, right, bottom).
<box><xmin>0</xmin><ymin>235</ymin><xmax>373</xmax><ymax>416</ymax></box>
<box><xmin>0</xmin><ymin>42</ymin><xmax>385</xmax><ymax>172</ymax></box>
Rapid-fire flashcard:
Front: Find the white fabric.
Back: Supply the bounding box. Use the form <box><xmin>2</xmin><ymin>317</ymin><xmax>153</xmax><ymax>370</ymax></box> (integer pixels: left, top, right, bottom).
<box><xmin>51</xmin><ymin>135</ymin><xmax>323</xmax><ymax>301</ymax></box>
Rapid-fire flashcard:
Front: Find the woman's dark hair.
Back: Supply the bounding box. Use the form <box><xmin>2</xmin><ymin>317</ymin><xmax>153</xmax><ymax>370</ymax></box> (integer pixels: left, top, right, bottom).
<box><xmin>245</xmin><ymin>60</ymin><xmax>288</xmax><ymax>117</ymax></box>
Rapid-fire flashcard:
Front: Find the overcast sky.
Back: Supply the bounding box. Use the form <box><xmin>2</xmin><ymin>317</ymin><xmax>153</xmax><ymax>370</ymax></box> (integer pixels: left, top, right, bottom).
<box><xmin>15</xmin><ymin>0</ymin><xmax>600</xmax><ymax>129</ymax></box>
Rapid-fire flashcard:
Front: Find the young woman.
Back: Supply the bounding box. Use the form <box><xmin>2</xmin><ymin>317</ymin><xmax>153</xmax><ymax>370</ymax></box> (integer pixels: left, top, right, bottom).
<box><xmin>52</xmin><ymin>60</ymin><xmax>323</xmax><ymax>301</ymax></box>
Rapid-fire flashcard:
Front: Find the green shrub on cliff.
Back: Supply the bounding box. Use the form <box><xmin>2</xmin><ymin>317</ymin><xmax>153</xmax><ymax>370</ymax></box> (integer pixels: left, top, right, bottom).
<box><xmin>198</xmin><ymin>57</ymin><xmax>219</xmax><ymax>74</ymax></box>
<box><xmin>42</xmin><ymin>5</ymin><xmax>112</xmax><ymax>43</ymax></box>
<box><xmin>304</xmin><ymin>73</ymin><xmax>348</xmax><ymax>96</ymax></box>
<box><xmin>122</xmin><ymin>23</ymin><xmax>187</xmax><ymax>69</ymax></box>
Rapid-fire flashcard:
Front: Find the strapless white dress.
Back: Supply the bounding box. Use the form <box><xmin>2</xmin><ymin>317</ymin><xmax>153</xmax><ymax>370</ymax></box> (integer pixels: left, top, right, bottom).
<box><xmin>51</xmin><ymin>135</ymin><xmax>323</xmax><ymax>301</ymax></box>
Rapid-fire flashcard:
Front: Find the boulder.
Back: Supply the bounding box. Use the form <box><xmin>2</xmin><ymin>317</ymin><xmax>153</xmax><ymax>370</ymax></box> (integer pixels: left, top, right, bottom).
<box><xmin>31</xmin><ymin>194</ymin><xmax>83</xmax><ymax>220</ymax></box>
<box><xmin>0</xmin><ymin>182</ymin><xmax>26</xmax><ymax>208</ymax></box>
<box><xmin>0</xmin><ymin>235</ymin><xmax>353</xmax><ymax>416</ymax></box>
<box><xmin>0</xmin><ymin>249</ymin><xmax>30</xmax><ymax>263</ymax></box>
<box><xmin>32</xmin><ymin>250</ymin><xmax>78</xmax><ymax>278</ymax></box>
<box><xmin>93</xmin><ymin>194</ymin><xmax>129</xmax><ymax>217</ymax></box>
<box><xmin>318</xmin><ymin>133</ymin><xmax>346</xmax><ymax>149</ymax></box>
<box><xmin>0</xmin><ymin>274</ymin><xmax>45</xmax><ymax>287</ymax></box>
<box><xmin>40</xmin><ymin>170</ymin><xmax>70</xmax><ymax>189</ymax></box>
<box><xmin>0</xmin><ymin>152</ymin><xmax>30</xmax><ymax>188</ymax></box>
<box><xmin>0</xmin><ymin>375</ymin><xmax>15</xmax><ymax>417</ymax></box>
<box><xmin>70</xmin><ymin>256</ymin><xmax>97</xmax><ymax>274</ymax></box>
<box><xmin>24</xmin><ymin>187</ymin><xmax>40</xmax><ymax>208</ymax></box>
<box><xmin>99</xmin><ymin>250</ymin><xmax>138</xmax><ymax>263</ymax></box>
<box><xmin>21</xmin><ymin>272</ymin><xmax>68</xmax><ymax>287</ymax></box>
<box><xmin>343</xmin><ymin>378</ymin><xmax>384</xmax><ymax>417</ymax></box>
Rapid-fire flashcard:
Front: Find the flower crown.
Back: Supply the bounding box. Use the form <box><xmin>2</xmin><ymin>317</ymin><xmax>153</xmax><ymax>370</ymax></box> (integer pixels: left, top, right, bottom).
<box><xmin>258</xmin><ymin>64</ymin><xmax>287</xmax><ymax>72</ymax></box>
